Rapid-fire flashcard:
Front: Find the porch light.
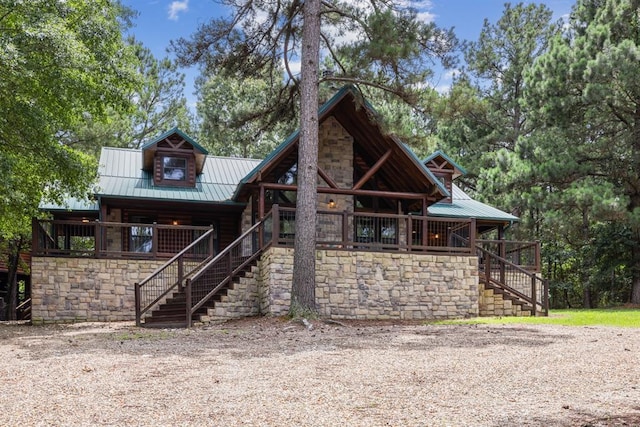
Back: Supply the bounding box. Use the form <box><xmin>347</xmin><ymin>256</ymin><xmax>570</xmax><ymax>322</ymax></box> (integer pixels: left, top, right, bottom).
<box><xmin>172</xmin><ymin>220</ymin><xmax>179</xmax><ymax>225</ymax></box>
<box><xmin>81</xmin><ymin>218</ymin><xmax>90</xmax><ymax>223</ymax></box>
<box><xmin>328</xmin><ymin>199</ymin><xmax>337</xmax><ymax>209</ymax></box>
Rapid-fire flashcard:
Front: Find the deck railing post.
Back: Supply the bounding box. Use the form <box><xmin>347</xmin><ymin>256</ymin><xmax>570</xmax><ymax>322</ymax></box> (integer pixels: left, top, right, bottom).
<box><xmin>531</xmin><ymin>275</ymin><xmax>537</xmax><ymax>317</ymax></box>
<box><xmin>94</xmin><ymin>220</ymin><xmax>101</xmax><ymax>258</ymax></box>
<box><xmin>485</xmin><ymin>253</ymin><xmax>491</xmax><ymax>284</ymax></box>
<box><xmin>178</xmin><ymin>256</ymin><xmax>184</xmax><ymax>290</ymax></box>
<box><xmin>152</xmin><ymin>222</ymin><xmax>158</xmax><ymax>259</ymax></box>
<box><xmin>185</xmin><ymin>279</ymin><xmax>192</xmax><ymax>328</ymax></box>
<box><xmin>273</xmin><ymin>204</ymin><xmax>280</xmax><ymax>246</ymax></box>
<box><xmin>134</xmin><ymin>282</ymin><xmax>141</xmax><ymax>327</ymax></box>
<box><xmin>535</xmin><ymin>240</ymin><xmax>541</xmax><ymax>273</ymax></box>
<box><xmin>342</xmin><ymin>210</ymin><xmax>349</xmax><ymax>247</ymax></box>
<box><xmin>407</xmin><ymin>214</ymin><xmax>413</xmax><ymax>251</ymax></box>
<box><xmin>209</xmin><ymin>226</ymin><xmax>215</xmax><ymax>257</ymax></box>
<box><xmin>469</xmin><ymin>218</ymin><xmax>476</xmax><ymax>252</ymax></box>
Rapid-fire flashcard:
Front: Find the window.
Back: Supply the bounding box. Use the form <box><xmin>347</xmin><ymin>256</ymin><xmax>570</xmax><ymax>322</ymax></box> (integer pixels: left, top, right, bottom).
<box><xmin>163</xmin><ymin>157</ymin><xmax>186</xmax><ymax>181</ymax></box>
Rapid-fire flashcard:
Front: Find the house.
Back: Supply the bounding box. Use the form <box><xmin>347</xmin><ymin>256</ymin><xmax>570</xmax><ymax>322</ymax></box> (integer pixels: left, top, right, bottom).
<box><xmin>31</xmin><ymin>86</ymin><xmax>547</xmax><ymax>326</ymax></box>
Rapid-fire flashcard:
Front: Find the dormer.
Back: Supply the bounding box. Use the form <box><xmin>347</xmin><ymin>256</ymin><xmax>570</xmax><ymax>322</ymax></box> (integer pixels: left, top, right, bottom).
<box><xmin>141</xmin><ymin>128</ymin><xmax>208</xmax><ymax>188</ymax></box>
<box><xmin>423</xmin><ymin>150</ymin><xmax>466</xmax><ymax>203</ymax></box>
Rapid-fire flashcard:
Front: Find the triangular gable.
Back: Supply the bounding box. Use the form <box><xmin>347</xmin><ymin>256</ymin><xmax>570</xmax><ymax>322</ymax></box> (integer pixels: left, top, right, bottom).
<box><xmin>423</xmin><ymin>150</ymin><xmax>467</xmax><ymax>179</ymax></box>
<box><xmin>141</xmin><ymin>127</ymin><xmax>209</xmax><ymax>175</ymax></box>
<box><xmin>233</xmin><ymin>85</ymin><xmax>448</xmax><ymax>202</ymax></box>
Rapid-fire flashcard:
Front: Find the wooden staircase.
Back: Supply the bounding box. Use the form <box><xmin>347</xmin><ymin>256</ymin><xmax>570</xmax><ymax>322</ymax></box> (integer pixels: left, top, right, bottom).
<box><xmin>136</xmin><ymin>218</ymin><xmax>269</xmax><ymax>328</ymax></box>
<box><xmin>142</xmin><ymin>259</ymin><xmax>259</xmax><ymax>327</ymax></box>
<box><xmin>476</xmin><ymin>245</ymin><xmax>548</xmax><ymax>316</ymax></box>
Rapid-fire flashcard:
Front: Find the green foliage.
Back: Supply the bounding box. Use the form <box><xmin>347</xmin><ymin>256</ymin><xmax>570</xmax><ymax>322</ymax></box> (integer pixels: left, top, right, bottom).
<box><xmin>526</xmin><ymin>0</ymin><xmax>640</xmax><ymax>304</ymax></box>
<box><xmin>196</xmin><ymin>72</ymin><xmax>295</xmax><ymax>158</ymax></box>
<box><xmin>65</xmin><ymin>38</ymin><xmax>194</xmax><ymax>157</ymax></box>
<box><xmin>0</xmin><ymin>0</ymin><xmax>139</xmax><ymax>236</ymax></box>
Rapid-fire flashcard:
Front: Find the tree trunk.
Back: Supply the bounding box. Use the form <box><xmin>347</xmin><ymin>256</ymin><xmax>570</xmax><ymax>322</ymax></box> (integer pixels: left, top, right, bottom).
<box><xmin>631</xmin><ymin>233</ymin><xmax>640</xmax><ymax>304</ymax></box>
<box><xmin>290</xmin><ymin>0</ymin><xmax>321</xmax><ymax>316</ymax></box>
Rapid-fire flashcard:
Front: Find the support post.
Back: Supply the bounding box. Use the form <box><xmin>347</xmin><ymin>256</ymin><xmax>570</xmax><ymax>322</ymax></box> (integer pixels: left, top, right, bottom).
<box><xmin>273</xmin><ymin>204</ymin><xmax>280</xmax><ymax>246</ymax></box>
<box><xmin>407</xmin><ymin>214</ymin><xmax>413</xmax><ymax>251</ymax></box>
<box><xmin>94</xmin><ymin>220</ymin><xmax>101</xmax><ymax>258</ymax></box>
<box><xmin>531</xmin><ymin>275</ymin><xmax>537</xmax><ymax>317</ymax></box>
<box><xmin>152</xmin><ymin>222</ymin><xmax>158</xmax><ymax>259</ymax></box>
<box><xmin>134</xmin><ymin>283</ymin><xmax>141</xmax><ymax>327</ymax></box>
<box><xmin>185</xmin><ymin>279</ymin><xmax>192</xmax><ymax>328</ymax></box>
<box><xmin>342</xmin><ymin>210</ymin><xmax>348</xmax><ymax>247</ymax></box>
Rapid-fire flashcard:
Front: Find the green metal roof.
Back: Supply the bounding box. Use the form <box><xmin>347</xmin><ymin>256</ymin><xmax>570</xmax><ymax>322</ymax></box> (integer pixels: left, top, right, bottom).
<box><xmin>428</xmin><ymin>184</ymin><xmax>519</xmax><ymax>222</ymax></box>
<box><xmin>97</xmin><ymin>147</ymin><xmax>260</xmax><ymax>203</ymax></box>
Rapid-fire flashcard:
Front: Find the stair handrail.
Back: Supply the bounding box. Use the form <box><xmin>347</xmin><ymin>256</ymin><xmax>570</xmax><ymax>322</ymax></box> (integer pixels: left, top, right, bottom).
<box><xmin>184</xmin><ymin>213</ymin><xmax>272</xmax><ymax>326</ymax></box>
<box><xmin>16</xmin><ymin>298</ymin><xmax>31</xmax><ymax>320</ymax></box>
<box><xmin>476</xmin><ymin>245</ymin><xmax>549</xmax><ymax>316</ymax></box>
<box><xmin>135</xmin><ymin>227</ymin><xmax>216</xmax><ymax>326</ymax></box>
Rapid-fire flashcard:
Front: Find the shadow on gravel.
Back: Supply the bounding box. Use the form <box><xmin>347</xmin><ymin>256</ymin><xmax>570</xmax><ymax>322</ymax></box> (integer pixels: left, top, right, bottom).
<box><xmin>1</xmin><ymin>318</ymin><xmax>573</xmax><ymax>361</ymax></box>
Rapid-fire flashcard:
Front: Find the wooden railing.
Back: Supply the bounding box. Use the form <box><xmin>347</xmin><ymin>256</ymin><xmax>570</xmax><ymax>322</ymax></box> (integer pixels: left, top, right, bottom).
<box><xmin>270</xmin><ymin>205</ymin><xmax>476</xmax><ymax>253</ymax></box>
<box><xmin>477</xmin><ymin>239</ymin><xmax>540</xmax><ymax>272</ymax></box>
<box><xmin>16</xmin><ymin>298</ymin><xmax>31</xmax><ymax>320</ymax></box>
<box><xmin>477</xmin><ymin>246</ymin><xmax>549</xmax><ymax>315</ymax></box>
<box><xmin>134</xmin><ymin>228</ymin><xmax>216</xmax><ymax>326</ymax></box>
<box><xmin>33</xmin><ymin>219</ymin><xmax>213</xmax><ymax>259</ymax></box>
<box><xmin>184</xmin><ymin>212</ymin><xmax>273</xmax><ymax>326</ymax></box>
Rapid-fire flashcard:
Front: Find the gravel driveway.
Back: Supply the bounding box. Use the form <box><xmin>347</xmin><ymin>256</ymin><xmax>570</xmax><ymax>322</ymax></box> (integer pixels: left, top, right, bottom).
<box><xmin>1</xmin><ymin>317</ymin><xmax>639</xmax><ymax>426</ymax></box>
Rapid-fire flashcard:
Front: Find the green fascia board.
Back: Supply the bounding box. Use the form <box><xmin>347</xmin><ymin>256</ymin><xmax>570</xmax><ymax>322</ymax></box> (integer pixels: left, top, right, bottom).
<box><xmin>423</xmin><ymin>150</ymin><xmax>468</xmax><ymax>176</ymax></box>
<box><xmin>140</xmin><ymin>127</ymin><xmax>209</xmax><ymax>155</ymax></box>
<box><xmin>39</xmin><ymin>197</ymin><xmax>99</xmax><ymax>212</ymax></box>
<box><xmin>399</xmin><ymin>142</ymin><xmax>449</xmax><ymax>197</ymax></box>
<box><xmin>233</xmin><ymin>85</ymin><xmax>449</xmax><ymax>200</ymax></box>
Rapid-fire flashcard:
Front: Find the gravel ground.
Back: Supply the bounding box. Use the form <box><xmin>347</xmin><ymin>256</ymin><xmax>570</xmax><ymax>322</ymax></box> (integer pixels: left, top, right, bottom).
<box><xmin>1</xmin><ymin>317</ymin><xmax>639</xmax><ymax>427</ymax></box>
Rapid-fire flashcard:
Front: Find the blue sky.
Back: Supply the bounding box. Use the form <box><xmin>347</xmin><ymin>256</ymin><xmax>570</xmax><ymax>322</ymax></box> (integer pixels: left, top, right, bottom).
<box><xmin>121</xmin><ymin>0</ymin><xmax>573</xmax><ymax>108</ymax></box>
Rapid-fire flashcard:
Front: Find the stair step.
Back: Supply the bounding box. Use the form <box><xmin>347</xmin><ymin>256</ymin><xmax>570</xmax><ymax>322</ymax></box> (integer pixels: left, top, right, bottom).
<box><xmin>141</xmin><ymin>255</ymin><xmax>260</xmax><ymax>328</ymax></box>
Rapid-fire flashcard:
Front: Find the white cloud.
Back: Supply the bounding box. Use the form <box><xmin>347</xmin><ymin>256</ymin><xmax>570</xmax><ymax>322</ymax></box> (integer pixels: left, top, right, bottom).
<box><xmin>168</xmin><ymin>0</ymin><xmax>189</xmax><ymax>21</ymax></box>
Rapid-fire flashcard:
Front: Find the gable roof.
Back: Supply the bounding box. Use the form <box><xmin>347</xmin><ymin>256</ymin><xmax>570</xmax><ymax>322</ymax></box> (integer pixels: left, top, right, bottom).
<box><xmin>233</xmin><ymin>85</ymin><xmax>448</xmax><ymax>201</ymax></box>
<box><xmin>140</xmin><ymin>127</ymin><xmax>209</xmax><ymax>175</ymax></box>
<box><xmin>428</xmin><ymin>184</ymin><xmax>518</xmax><ymax>222</ymax></box>
<box><xmin>97</xmin><ymin>147</ymin><xmax>260</xmax><ymax>204</ymax></box>
<box><xmin>423</xmin><ymin>150</ymin><xmax>467</xmax><ymax>179</ymax></box>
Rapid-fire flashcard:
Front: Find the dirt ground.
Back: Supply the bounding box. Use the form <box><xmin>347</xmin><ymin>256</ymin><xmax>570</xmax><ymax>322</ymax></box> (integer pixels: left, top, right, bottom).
<box><xmin>1</xmin><ymin>317</ymin><xmax>639</xmax><ymax>426</ymax></box>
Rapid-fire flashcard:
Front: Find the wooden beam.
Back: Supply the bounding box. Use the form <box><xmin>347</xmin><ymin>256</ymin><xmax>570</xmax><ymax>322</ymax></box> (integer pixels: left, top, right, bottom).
<box><xmin>317</xmin><ymin>166</ymin><xmax>338</xmax><ymax>189</ymax></box>
<box><xmin>353</xmin><ymin>148</ymin><xmax>393</xmax><ymax>190</ymax></box>
<box><xmin>261</xmin><ymin>182</ymin><xmax>429</xmax><ymax>200</ymax></box>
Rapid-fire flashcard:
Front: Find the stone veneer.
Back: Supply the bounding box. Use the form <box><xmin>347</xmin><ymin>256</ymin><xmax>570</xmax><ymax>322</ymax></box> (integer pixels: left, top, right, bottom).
<box><xmin>256</xmin><ymin>247</ymin><xmax>479</xmax><ymax>320</ymax></box>
<box><xmin>31</xmin><ymin>257</ymin><xmax>166</xmax><ymax>324</ymax></box>
<box><xmin>479</xmin><ymin>282</ymin><xmax>532</xmax><ymax>317</ymax></box>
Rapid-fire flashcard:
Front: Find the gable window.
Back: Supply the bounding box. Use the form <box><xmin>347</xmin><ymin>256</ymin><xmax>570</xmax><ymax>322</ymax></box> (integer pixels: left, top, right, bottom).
<box><xmin>163</xmin><ymin>157</ymin><xmax>186</xmax><ymax>181</ymax></box>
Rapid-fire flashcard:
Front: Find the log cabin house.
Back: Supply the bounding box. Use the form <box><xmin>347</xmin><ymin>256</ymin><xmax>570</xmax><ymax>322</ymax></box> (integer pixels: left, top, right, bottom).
<box><xmin>31</xmin><ymin>86</ymin><xmax>547</xmax><ymax>326</ymax></box>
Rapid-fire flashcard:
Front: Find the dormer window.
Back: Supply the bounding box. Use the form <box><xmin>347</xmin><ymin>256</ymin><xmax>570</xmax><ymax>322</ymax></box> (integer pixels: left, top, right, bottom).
<box><xmin>163</xmin><ymin>157</ymin><xmax>187</xmax><ymax>181</ymax></box>
<box><xmin>141</xmin><ymin>128</ymin><xmax>209</xmax><ymax>188</ymax></box>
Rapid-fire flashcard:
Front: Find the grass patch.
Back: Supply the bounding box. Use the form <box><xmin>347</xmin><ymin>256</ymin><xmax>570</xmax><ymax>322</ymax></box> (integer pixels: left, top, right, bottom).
<box><xmin>436</xmin><ymin>308</ymin><xmax>640</xmax><ymax>328</ymax></box>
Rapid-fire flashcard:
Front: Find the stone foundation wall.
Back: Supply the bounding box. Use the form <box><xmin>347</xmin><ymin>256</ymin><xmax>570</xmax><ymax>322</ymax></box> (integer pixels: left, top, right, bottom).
<box><xmin>256</xmin><ymin>247</ymin><xmax>479</xmax><ymax>320</ymax></box>
<box><xmin>31</xmin><ymin>257</ymin><xmax>166</xmax><ymax>324</ymax></box>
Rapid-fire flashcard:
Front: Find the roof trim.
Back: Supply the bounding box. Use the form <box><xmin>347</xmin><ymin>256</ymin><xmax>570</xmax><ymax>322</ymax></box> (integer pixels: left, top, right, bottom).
<box><xmin>423</xmin><ymin>150</ymin><xmax>467</xmax><ymax>178</ymax></box>
<box><xmin>140</xmin><ymin>127</ymin><xmax>209</xmax><ymax>155</ymax></box>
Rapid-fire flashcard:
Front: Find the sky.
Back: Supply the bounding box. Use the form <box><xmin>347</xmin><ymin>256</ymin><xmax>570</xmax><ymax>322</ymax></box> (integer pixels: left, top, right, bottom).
<box><xmin>121</xmin><ymin>0</ymin><xmax>574</xmax><ymax>109</ymax></box>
